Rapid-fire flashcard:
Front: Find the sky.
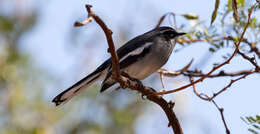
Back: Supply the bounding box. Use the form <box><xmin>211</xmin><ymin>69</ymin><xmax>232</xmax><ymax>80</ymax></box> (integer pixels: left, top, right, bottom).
<box><xmin>17</xmin><ymin>0</ymin><xmax>260</xmax><ymax>134</ymax></box>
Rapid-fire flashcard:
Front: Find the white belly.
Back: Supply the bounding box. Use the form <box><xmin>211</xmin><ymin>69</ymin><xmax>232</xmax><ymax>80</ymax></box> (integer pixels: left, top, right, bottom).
<box><xmin>123</xmin><ymin>58</ymin><xmax>160</xmax><ymax>79</ymax></box>
<box><xmin>123</xmin><ymin>50</ymin><xmax>169</xmax><ymax>80</ymax></box>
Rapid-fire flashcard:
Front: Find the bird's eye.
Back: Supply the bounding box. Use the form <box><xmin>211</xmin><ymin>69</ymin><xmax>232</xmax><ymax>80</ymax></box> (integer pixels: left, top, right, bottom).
<box><xmin>163</xmin><ymin>31</ymin><xmax>176</xmax><ymax>38</ymax></box>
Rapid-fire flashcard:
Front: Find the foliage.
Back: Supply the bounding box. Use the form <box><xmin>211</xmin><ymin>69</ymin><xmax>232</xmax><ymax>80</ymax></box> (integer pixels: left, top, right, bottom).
<box><xmin>177</xmin><ymin>0</ymin><xmax>260</xmax><ymax>58</ymax></box>
<box><xmin>242</xmin><ymin>115</ymin><xmax>260</xmax><ymax>134</ymax></box>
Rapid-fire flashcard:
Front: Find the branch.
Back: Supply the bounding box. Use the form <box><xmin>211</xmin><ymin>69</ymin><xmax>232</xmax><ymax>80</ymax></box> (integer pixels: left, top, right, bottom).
<box><xmin>212</xmin><ymin>100</ymin><xmax>231</xmax><ymax>134</ymax></box>
<box><xmin>237</xmin><ymin>50</ymin><xmax>260</xmax><ymax>70</ymax></box>
<box><xmin>159</xmin><ymin>69</ymin><xmax>259</xmax><ymax>78</ymax></box>
<box><xmin>75</xmin><ymin>4</ymin><xmax>183</xmax><ymax>134</ymax></box>
<box><xmin>74</xmin><ymin>16</ymin><xmax>93</xmax><ymax>26</ymax></box>
<box><xmin>208</xmin><ymin>71</ymin><xmax>252</xmax><ymax>101</ymax></box>
<box><xmin>189</xmin><ymin>77</ymin><xmax>209</xmax><ymax>101</ymax></box>
<box><xmin>189</xmin><ymin>77</ymin><xmax>230</xmax><ymax>134</ymax></box>
<box><xmin>121</xmin><ymin>73</ymin><xmax>183</xmax><ymax>134</ymax></box>
<box><xmin>155</xmin><ymin>4</ymin><xmax>255</xmax><ymax>95</ymax></box>
<box><xmin>248</xmin><ymin>42</ymin><xmax>260</xmax><ymax>58</ymax></box>
<box><xmin>157</xmin><ymin>59</ymin><xmax>193</xmax><ymax>77</ymax></box>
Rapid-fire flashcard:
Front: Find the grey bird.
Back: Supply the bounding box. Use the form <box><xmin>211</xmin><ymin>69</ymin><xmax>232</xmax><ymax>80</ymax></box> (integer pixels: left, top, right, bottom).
<box><xmin>52</xmin><ymin>26</ymin><xmax>185</xmax><ymax>106</ymax></box>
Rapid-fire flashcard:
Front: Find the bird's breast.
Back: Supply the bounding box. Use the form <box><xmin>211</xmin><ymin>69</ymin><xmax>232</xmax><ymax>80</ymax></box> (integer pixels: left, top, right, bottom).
<box><xmin>123</xmin><ymin>40</ymin><xmax>175</xmax><ymax>80</ymax></box>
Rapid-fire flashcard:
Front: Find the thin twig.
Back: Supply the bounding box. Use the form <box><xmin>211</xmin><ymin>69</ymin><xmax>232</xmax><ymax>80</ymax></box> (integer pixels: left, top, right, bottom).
<box><xmin>249</xmin><ymin>42</ymin><xmax>260</xmax><ymax>58</ymax></box>
<box><xmin>155</xmin><ymin>12</ymin><xmax>176</xmax><ymax>28</ymax></box>
<box><xmin>209</xmin><ymin>71</ymin><xmax>252</xmax><ymax>101</ymax></box>
<box><xmin>74</xmin><ymin>16</ymin><xmax>93</xmax><ymax>26</ymax></box>
<box><xmin>159</xmin><ymin>69</ymin><xmax>259</xmax><ymax>78</ymax></box>
<box><xmin>184</xmin><ymin>69</ymin><xmax>259</xmax><ymax>77</ymax></box>
<box><xmin>212</xmin><ymin>100</ymin><xmax>231</xmax><ymax>134</ymax></box>
<box><xmin>157</xmin><ymin>59</ymin><xmax>193</xmax><ymax>77</ymax></box>
<box><xmin>189</xmin><ymin>77</ymin><xmax>210</xmax><ymax>101</ymax></box>
<box><xmin>237</xmin><ymin>50</ymin><xmax>260</xmax><ymax>70</ymax></box>
<box><xmin>232</xmin><ymin>0</ymin><xmax>239</xmax><ymax>22</ymax></box>
<box><xmin>189</xmin><ymin>77</ymin><xmax>230</xmax><ymax>134</ymax></box>
<box><xmin>159</xmin><ymin>71</ymin><xmax>166</xmax><ymax>90</ymax></box>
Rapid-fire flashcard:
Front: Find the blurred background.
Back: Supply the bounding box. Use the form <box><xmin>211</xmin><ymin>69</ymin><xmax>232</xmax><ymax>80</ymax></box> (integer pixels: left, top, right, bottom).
<box><xmin>0</xmin><ymin>0</ymin><xmax>260</xmax><ymax>134</ymax></box>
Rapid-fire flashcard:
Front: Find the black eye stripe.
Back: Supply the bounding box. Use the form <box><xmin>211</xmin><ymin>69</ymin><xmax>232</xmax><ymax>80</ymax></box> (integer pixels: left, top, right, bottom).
<box><xmin>162</xmin><ymin>30</ymin><xmax>177</xmax><ymax>35</ymax></box>
<box><xmin>161</xmin><ymin>30</ymin><xmax>177</xmax><ymax>39</ymax></box>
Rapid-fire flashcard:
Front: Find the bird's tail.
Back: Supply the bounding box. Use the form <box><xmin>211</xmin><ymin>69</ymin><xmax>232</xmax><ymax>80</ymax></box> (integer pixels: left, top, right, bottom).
<box><xmin>52</xmin><ymin>70</ymin><xmax>104</xmax><ymax>106</ymax></box>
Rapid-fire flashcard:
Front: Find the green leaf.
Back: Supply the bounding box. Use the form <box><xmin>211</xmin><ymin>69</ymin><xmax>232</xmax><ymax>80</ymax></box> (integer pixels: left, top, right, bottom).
<box><xmin>248</xmin><ymin>128</ymin><xmax>259</xmax><ymax>134</ymax></box>
<box><xmin>233</xmin><ymin>37</ymin><xmax>239</xmax><ymax>42</ymax></box>
<box><xmin>220</xmin><ymin>42</ymin><xmax>224</xmax><ymax>47</ymax></box>
<box><xmin>203</xmin><ymin>29</ymin><xmax>209</xmax><ymax>37</ymax></box>
<box><xmin>237</xmin><ymin>0</ymin><xmax>245</xmax><ymax>8</ymax></box>
<box><xmin>242</xmin><ymin>115</ymin><xmax>260</xmax><ymax>134</ymax></box>
<box><xmin>248</xmin><ymin>116</ymin><xmax>257</xmax><ymax>123</ymax></box>
<box><xmin>250</xmin><ymin>17</ymin><xmax>257</xmax><ymax>28</ymax></box>
<box><xmin>256</xmin><ymin>115</ymin><xmax>260</xmax><ymax>121</ymax></box>
<box><xmin>253</xmin><ymin>125</ymin><xmax>260</xmax><ymax>130</ymax></box>
<box><xmin>0</xmin><ymin>16</ymin><xmax>14</xmax><ymax>32</ymax></box>
<box><xmin>184</xmin><ymin>33</ymin><xmax>194</xmax><ymax>42</ymax></box>
<box><xmin>228</xmin><ymin>0</ymin><xmax>232</xmax><ymax>11</ymax></box>
<box><xmin>209</xmin><ymin>48</ymin><xmax>215</xmax><ymax>52</ymax></box>
<box><xmin>214</xmin><ymin>44</ymin><xmax>220</xmax><ymax>49</ymax></box>
<box><xmin>211</xmin><ymin>0</ymin><xmax>220</xmax><ymax>25</ymax></box>
<box><xmin>182</xmin><ymin>14</ymin><xmax>199</xmax><ymax>20</ymax></box>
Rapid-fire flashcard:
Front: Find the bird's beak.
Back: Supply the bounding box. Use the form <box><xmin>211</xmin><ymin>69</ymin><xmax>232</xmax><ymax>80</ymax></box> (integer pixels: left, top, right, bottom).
<box><xmin>177</xmin><ymin>32</ymin><xmax>186</xmax><ymax>36</ymax></box>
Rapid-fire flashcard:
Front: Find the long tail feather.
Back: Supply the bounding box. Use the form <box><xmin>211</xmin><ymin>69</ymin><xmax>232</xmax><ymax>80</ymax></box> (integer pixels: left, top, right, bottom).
<box><xmin>52</xmin><ymin>71</ymin><xmax>102</xmax><ymax>106</ymax></box>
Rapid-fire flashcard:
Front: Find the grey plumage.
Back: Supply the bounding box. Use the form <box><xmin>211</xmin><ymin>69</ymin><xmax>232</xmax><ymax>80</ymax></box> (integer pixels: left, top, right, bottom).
<box><xmin>52</xmin><ymin>26</ymin><xmax>185</xmax><ymax>106</ymax></box>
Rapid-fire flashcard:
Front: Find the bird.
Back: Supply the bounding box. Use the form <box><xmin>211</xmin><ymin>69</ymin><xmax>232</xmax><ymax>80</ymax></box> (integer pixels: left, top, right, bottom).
<box><xmin>52</xmin><ymin>26</ymin><xmax>185</xmax><ymax>106</ymax></box>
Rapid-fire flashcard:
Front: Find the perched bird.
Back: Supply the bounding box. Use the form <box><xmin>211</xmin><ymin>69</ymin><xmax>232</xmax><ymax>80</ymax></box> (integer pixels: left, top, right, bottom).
<box><xmin>52</xmin><ymin>26</ymin><xmax>185</xmax><ymax>106</ymax></box>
